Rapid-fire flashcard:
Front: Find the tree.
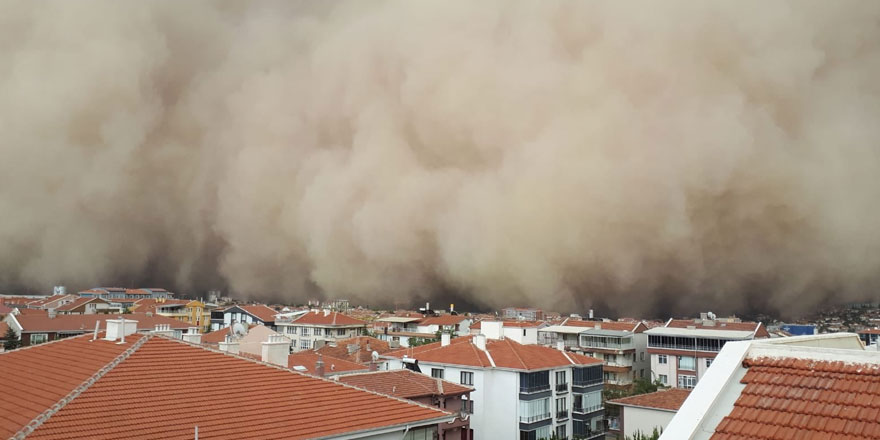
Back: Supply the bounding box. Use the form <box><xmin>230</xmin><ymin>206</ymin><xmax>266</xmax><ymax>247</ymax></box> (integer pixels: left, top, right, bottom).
<box><xmin>3</xmin><ymin>327</ymin><xmax>20</xmax><ymax>351</ymax></box>
<box><xmin>626</xmin><ymin>427</ymin><xmax>662</xmax><ymax>440</ymax></box>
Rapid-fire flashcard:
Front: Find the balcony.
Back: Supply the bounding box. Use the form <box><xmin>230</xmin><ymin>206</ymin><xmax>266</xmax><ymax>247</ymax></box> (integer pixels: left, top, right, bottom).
<box><xmin>572</xmin><ymin>378</ymin><xmax>603</xmax><ymax>388</ymax></box>
<box><xmin>556</xmin><ymin>383</ymin><xmax>569</xmax><ymax>393</ymax></box>
<box><xmin>519</xmin><ymin>413</ymin><xmax>551</xmax><ymax>424</ymax></box>
<box><xmin>573</xmin><ymin>404</ymin><xmax>602</xmax><ymax>414</ymax></box>
<box><xmin>520</xmin><ymin>383</ymin><xmax>551</xmax><ymax>394</ymax></box>
<box><xmin>556</xmin><ymin>410</ymin><xmax>569</xmax><ymax>420</ymax></box>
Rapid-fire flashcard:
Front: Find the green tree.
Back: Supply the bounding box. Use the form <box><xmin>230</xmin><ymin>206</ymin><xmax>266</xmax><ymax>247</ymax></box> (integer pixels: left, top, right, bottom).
<box><xmin>3</xmin><ymin>327</ymin><xmax>20</xmax><ymax>351</ymax></box>
<box><xmin>626</xmin><ymin>427</ymin><xmax>662</xmax><ymax>440</ymax></box>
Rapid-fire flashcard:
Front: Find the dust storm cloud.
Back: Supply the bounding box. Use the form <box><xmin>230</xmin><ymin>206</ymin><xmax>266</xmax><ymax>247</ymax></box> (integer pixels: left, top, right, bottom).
<box><xmin>1</xmin><ymin>1</ymin><xmax>879</xmax><ymax>317</ymax></box>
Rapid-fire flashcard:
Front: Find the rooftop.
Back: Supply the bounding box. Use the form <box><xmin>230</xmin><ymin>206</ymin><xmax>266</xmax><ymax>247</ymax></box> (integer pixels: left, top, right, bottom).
<box><xmin>417</xmin><ymin>315</ymin><xmax>469</xmax><ymax>326</ymax></box>
<box><xmin>287</xmin><ymin>353</ymin><xmax>368</xmax><ymax>375</ymax></box>
<box><xmin>607</xmin><ymin>389</ymin><xmax>691</xmax><ymax>412</ymax></box>
<box><xmin>315</xmin><ymin>336</ymin><xmax>392</xmax><ymax>364</ymax></box>
<box><xmin>666</xmin><ymin>319</ymin><xmax>769</xmax><ymax>338</ymax></box>
<box><xmin>11</xmin><ymin>313</ymin><xmax>191</xmax><ymax>333</ymax></box>
<box><xmin>238</xmin><ymin>304</ymin><xmax>280</xmax><ymax>322</ymax></box>
<box><xmin>1</xmin><ymin>333</ymin><xmax>454</xmax><ymax>439</ymax></box>
<box><xmin>338</xmin><ymin>369</ymin><xmax>472</xmax><ymax>399</ymax></box>
<box><xmin>55</xmin><ymin>297</ymin><xmax>107</xmax><ymax>312</ymax></box>
<box><xmin>291</xmin><ymin>310</ymin><xmax>366</xmax><ymax>327</ymax></box>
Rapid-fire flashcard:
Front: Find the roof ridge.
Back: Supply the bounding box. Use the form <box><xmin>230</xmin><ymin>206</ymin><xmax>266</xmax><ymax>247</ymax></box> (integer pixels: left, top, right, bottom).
<box><xmin>11</xmin><ymin>334</ymin><xmax>150</xmax><ymax>439</ymax></box>
<box><xmin>505</xmin><ymin>339</ymin><xmax>529</xmax><ymax>369</ymax></box>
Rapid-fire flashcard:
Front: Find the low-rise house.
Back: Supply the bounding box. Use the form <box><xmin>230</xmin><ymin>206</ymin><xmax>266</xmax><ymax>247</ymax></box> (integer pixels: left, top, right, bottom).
<box><xmin>646</xmin><ymin>314</ymin><xmax>768</xmax><ymax>389</ymax></box>
<box><xmin>470</xmin><ymin>320</ymin><xmax>544</xmax><ymax>344</ymax></box>
<box><xmin>3</xmin><ymin>312</ymin><xmax>190</xmax><ymax>345</ymax></box>
<box><xmin>148</xmin><ymin>299</ymin><xmax>212</xmax><ymax>331</ymax></box>
<box><xmin>502</xmin><ymin>307</ymin><xmax>545</xmax><ymax>321</ymax></box>
<box><xmin>209</xmin><ymin>304</ymin><xmax>279</xmax><ymax>330</ymax></box>
<box><xmin>339</xmin><ymin>369</ymin><xmax>473</xmax><ymax>440</ymax></box>
<box><xmin>277</xmin><ymin>310</ymin><xmax>367</xmax><ymax>351</ymax></box>
<box><xmin>663</xmin><ymin>333</ymin><xmax>879</xmax><ymax>439</ymax></box>
<box><xmin>415</xmin><ymin>315</ymin><xmax>472</xmax><ymax>336</ymax></box>
<box><xmin>375</xmin><ymin>315</ymin><xmax>434</xmax><ymax>347</ymax></box>
<box><xmin>858</xmin><ymin>328</ymin><xmax>880</xmax><ymax>347</ymax></box>
<box><xmin>0</xmin><ymin>321</ymin><xmax>457</xmax><ymax>439</ymax></box>
<box><xmin>606</xmin><ymin>389</ymin><xmax>691</xmax><ymax>438</ymax></box>
<box><xmin>55</xmin><ymin>297</ymin><xmax>114</xmax><ymax>315</ymax></box>
<box><xmin>385</xmin><ymin>330</ymin><xmax>606</xmax><ymax>440</ymax></box>
<box><xmin>568</xmin><ymin>320</ymin><xmax>650</xmax><ymax>387</ymax></box>
<box><xmin>287</xmin><ymin>352</ymin><xmax>370</xmax><ymax>376</ymax></box>
<box><xmin>315</xmin><ymin>336</ymin><xmax>392</xmax><ymax>364</ymax></box>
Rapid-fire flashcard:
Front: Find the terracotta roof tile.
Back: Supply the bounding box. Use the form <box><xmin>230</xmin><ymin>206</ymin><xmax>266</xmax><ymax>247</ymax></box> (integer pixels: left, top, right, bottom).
<box><xmin>7</xmin><ymin>335</ymin><xmax>453</xmax><ymax>439</ymax></box>
<box><xmin>201</xmin><ymin>326</ymin><xmax>233</xmax><ymax>345</ymax></box>
<box><xmin>710</xmin><ymin>356</ymin><xmax>880</xmax><ymax>440</ymax></box>
<box><xmin>859</xmin><ymin>329</ymin><xmax>880</xmax><ymax>335</ymax></box>
<box><xmin>55</xmin><ymin>297</ymin><xmax>107</xmax><ymax>312</ymax></box>
<box><xmin>292</xmin><ymin>310</ymin><xmax>366</xmax><ymax>326</ymax></box>
<box><xmin>338</xmin><ymin>369</ymin><xmax>472</xmax><ymax>398</ymax></box>
<box><xmin>14</xmin><ymin>313</ymin><xmax>190</xmax><ymax>333</ymax></box>
<box><xmin>608</xmin><ymin>389</ymin><xmax>691</xmax><ymax>411</ymax></box>
<box><xmin>564</xmin><ymin>320</ymin><xmax>647</xmax><ymax>332</ymax></box>
<box><xmin>239</xmin><ymin>305</ymin><xmax>279</xmax><ymax>322</ymax></box>
<box><xmin>315</xmin><ymin>336</ymin><xmax>392</xmax><ymax>364</ymax></box>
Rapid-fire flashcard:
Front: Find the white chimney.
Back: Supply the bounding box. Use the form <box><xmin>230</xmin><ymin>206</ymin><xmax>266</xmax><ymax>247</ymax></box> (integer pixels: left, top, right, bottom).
<box><xmin>481</xmin><ymin>321</ymin><xmax>503</xmax><ymax>340</ymax></box>
<box><xmin>261</xmin><ymin>334</ymin><xmax>289</xmax><ymax>367</ymax></box>
<box><xmin>556</xmin><ymin>340</ymin><xmax>565</xmax><ymax>351</ymax></box>
<box><xmin>152</xmin><ymin>323</ymin><xmax>175</xmax><ymax>337</ymax></box>
<box><xmin>219</xmin><ymin>335</ymin><xmax>240</xmax><ymax>354</ymax></box>
<box><xmin>182</xmin><ymin>327</ymin><xmax>201</xmax><ymax>344</ymax></box>
<box><xmin>48</xmin><ymin>308</ymin><xmax>57</xmax><ymax>319</ymax></box>
<box><xmin>473</xmin><ymin>334</ymin><xmax>487</xmax><ymax>351</ymax></box>
<box><xmin>105</xmin><ymin>319</ymin><xmax>138</xmax><ymax>342</ymax></box>
<box><xmin>323</xmin><ymin>309</ymin><xmax>330</xmax><ymax>317</ymax></box>
<box><xmin>589</xmin><ymin>309</ymin><xmax>594</xmax><ymax>319</ymax></box>
<box><xmin>441</xmin><ymin>333</ymin><xmax>451</xmax><ymax>347</ymax></box>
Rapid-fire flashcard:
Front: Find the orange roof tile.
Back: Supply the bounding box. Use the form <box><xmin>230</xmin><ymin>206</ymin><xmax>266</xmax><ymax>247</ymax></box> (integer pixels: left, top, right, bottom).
<box><xmin>14</xmin><ymin>313</ymin><xmax>190</xmax><ymax>333</ymax></box>
<box><xmin>239</xmin><ymin>304</ymin><xmax>279</xmax><ymax>322</ymax></box>
<box><xmin>10</xmin><ymin>335</ymin><xmax>451</xmax><ymax>439</ymax></box>
<box><xmin>859</xmin><ymin>329</ymin><xmax>880</xmax><ymax>335</ymax></box>
<box><xmin>130</xmin><ymin>299</ymin><xmax>189</xmax><ymax>314</ymax></box>
<box><xmin>710</xmin><ymin>356</ymin><xmax>880</xmax><ymax>440</ymax></box>
<box><xmin>338</xmin><ymin>369</ymin><xmax>472</xmax><ymax>399</ymax></box>
<box><xmin>388</xmin><ymin>336</ymin><xmax>602</xmax><ymax>370</ymax></box>
<box><xmin>292</xmin><ymin>310</ymin><xmax>366</xmax><ymax>326</ymax></box>
<box><xmin>287</xmin><ymin>353</ymin><xmax>369</xmax><ymax>375</ymax></box>
<box><xmin>608</xmin><ymin>389</ymin><xmax>692</xmax><ymax>411</ymax></box>
<box><xmin>55</xmin><ymin>297</ymin><xmax>107</xmax><ymax>312</ymax></box>
<box><xmin>201</xmin><ymin>326</ymin><xmax>233</xmax><ymax>345</ymax></box>
<box><xmin>315</xmin><ymin>336</ymin><xmax>392</xmax><ymax>364</ymax></box>
<box><xmin>565</xmin><ymin>320</ymin><xmax>647</xmax><ymax>332</ymax></box>
<box><xmin>667</xmin><ymin>319</ymin><xmax>769</xmax><ymax>337</ymax></box>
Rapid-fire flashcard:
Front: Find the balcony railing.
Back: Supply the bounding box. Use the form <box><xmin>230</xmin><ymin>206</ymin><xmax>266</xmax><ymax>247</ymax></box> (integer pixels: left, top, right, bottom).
<box><xmin>519</xmin><ymin>384</ymin><xmax>551</xmax><ymax>394</ymax></box>
<box><xmin>519</xmin><ymin>413</ymin><xmax>551</xmax><ymax>424</ymax></box>
<box><xmin>572</xmin><ymin>378</ymin><xmax>603</xmax><ymax>387</ymax></box>
<box><xmin>574</xmin><ymin>404</ymin><xmax>603</xmax><ymax>414</ymax></box>
<box><xmin>556</xmin><ymin>410</ymin><xmax>569</xmax><ymax>420</ymax></box>
<box><xmin>556</xmin><ymin>383</ymin><xmax>568</xmax><ymax>392</ymax></box>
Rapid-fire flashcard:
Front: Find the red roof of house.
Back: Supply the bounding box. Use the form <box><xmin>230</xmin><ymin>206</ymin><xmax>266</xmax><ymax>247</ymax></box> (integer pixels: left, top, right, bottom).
<box><xmin>0</xmin><ymin>304</ymin><xmax>13</xmax><ymax>315</ymax></box>
<box><xmin>13</xmin><ymin>313</ymin><xmax>190</xmax><ymax>333</ymax></box>
<box><xmin>388</xmin><ymin>335</ymin><xmax>602</xmax><ymax>370</ymax></box>
<box><xmin>859</xmin><ymin>329</ymin><xmax>880</xmax><ymax>335</ymax></box>
<box><xmin>667</xmin><ymin>319</ymin><xmax>769</xmax><ymax>338</ymax></box>
<box><xmin>0</xmin><ymin>322</ymin><xmax>9</xmax><ymax>336</ymax></box>
<box><xmin>29</xmin><ymin>295</ymin><xmax>71</xmax><ymax>307</ymax></box>
<box><xmin>4</xmin><ymin>335</ymin><xmax>450</xmax><ymax>439</ymax></box>
<box><xmin>131</xmin><ymin>298</ymin><xmax>190</xmax><ymax>314</ymax></box>
<box><xmin>201</xmin><ymin>326</ymin><xmax>234</xmax><ymax>345</ymax></box>
<box><xmin>564</xmin><ymin>320</ymin><xmax>647</xmax><ymax>332</ymax></box>
<box><xmin>608</xmin><ymin>389</ymin><xmax>692</xmax><ymax>411</ymax></box>
<box><xmin>239</xmin><ymin>305</ymin><xmax>279</xmax><ymax>322</ymax></box>
<box><xmin>417</xmin><ymin>315</ymin><xmax>469</xmax><ymax>326</ymax></box>
<box><xmin>16</xmin><ymin>308</ymin><xmax>49</xmax><ymax>316</ymax></box>
<box><xmin>292</xmin><ymin>310</ymin><xmax>366</xmax><ymax>326</ymax></box>
<box><xmin>315</xmin><ymin>336</ymin><xmax>392</xmax><ymax>364</ymax></box>
<box><xmin>0</xmin><ymin>296</ymin><xmax>44</xmax><ymax>306</ymax></box>
<box><xmin>287</xmin><ymin>353</ymin><xmax>369</xmax><ymax>375</ymax></box>
<box><xmin>711</xmin><ymin>356</ymin><xmax>880</xmax><ymax>440</ymax></box>
<box><xmin>338</xmin><ymin>369</ymin><xmax>472</xmax><ymax>399</ymax></box>
<box><xmin>55</xmin><ymin>297</ymin><xmax>107</xmax><ymax>312</ymax></box>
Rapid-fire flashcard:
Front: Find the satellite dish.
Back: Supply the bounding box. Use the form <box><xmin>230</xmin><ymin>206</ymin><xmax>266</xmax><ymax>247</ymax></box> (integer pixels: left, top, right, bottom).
<box><xmin>371</xmin><ymin>350</ymin><xmax>379</xmax><ymax>362</ymax></box>
<box><xmin>232</xmin><ymin>322</ymin><xmax>247</xmax><ymax>337</ymax></box>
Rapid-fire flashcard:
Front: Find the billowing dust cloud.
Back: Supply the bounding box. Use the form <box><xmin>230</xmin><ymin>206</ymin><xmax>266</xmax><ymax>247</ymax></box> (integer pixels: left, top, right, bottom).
<box><xmin>1</xmin><ymin>1</ymin><xmax>879</xmax><ymax>317</ymax></box>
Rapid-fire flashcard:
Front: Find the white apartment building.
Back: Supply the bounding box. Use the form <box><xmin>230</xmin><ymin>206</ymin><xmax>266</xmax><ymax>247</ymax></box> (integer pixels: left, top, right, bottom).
<box><xmin>385</xmin><ymin>323</ymin><xmax>606</xmax><ymax>440</ymax></box>
<box><xmin>646</xmin><ymin>315</ymin><xmax>768</xmax><ymax>389</ymax></box>
<box><xmin>276</xmin><ymin>309</ymin><xmax>366</xmax><ymax>352</ymax></box>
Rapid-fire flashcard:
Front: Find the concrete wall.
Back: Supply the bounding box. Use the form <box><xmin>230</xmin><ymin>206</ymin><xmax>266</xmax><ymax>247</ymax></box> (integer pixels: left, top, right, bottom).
<box><xmin>623</xmin><ymin>406</ymin><xmax>675</xmax><ymax>439</ymax></box>
<box><xmin>650</xmin><ymin>354</ymin><xmax>676</xmax><ymax>386</ymax></box>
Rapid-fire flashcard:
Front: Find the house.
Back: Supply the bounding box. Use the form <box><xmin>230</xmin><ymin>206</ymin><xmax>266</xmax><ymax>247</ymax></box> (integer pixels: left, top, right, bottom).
<box><xmin>858</xmin><ymin>328</ymin><xmax>880</xmax><ymax>347</ymax></box>
<box><xmin>385</xmin><ymin>329</ymin><xmax>606</xmax><ymax>440</ymax></box>
<box><xmin>415</xmin><ymin>315</ymin><xmax>472</xmax><ymax>336</ymax></box>
<box><xmin>338</xmin><ymin>369</ymin><xmax>473</xmax><ymax>440</ymax></box>
<box><xmin>55</xmin><ymin>297</ymin><xmax>113</xmax><ymax>315</ymax></box>
<box><xmin>286</xmin><ymin>352</ymin><xmax>370</xmax><ymax>376</ymax></box>
<box><xmin>606</xmin><ymin>388</ymin><xmax>691</xmax><ymax>439</ymax></box>
<box><xmin>27</xmin><ymin>294</ymin><xmax>78</xmax><ymax>310</ymax></box>
<box><xmin>209</xmin><ymin>304</ymin><xmax>279</xmax><ymax>330</ymax></box>
<box><xmin>565</xmin><ymin>320</ymin><xmax>650</xmax><ymax>387</ymax></box>
<box><xmin>276</xmin><ymin>310</ymin><xmax>367</xmax><ymax>351</ymax></box>
<box><xmin>662</xmin><ymin>333</ymin><xmax>879</xmax><ymax>439</ymax></box>
<box><xmin>235</xmin><ymin>324</ymin><xmax>289</xmax><ymax>357</ymax></box>
<box><xmin>376</xmin><ymin>316</ymin><xmax>436</xmax><ymax>348</ymax></box>
<box><xmin>315</xmin><ymin>335</ymin><xmax>392</xmax><ymax>364</ymax></box>
<box><xmin>502</xmin><ymin>307</ymin><xmax>545</xmax><ymax>321</ymax></box>
<box><xmin>645</xmin><ymin>314</ymin><xmax>769</xmax><ymax>389</ymax></box>
<box><xmin>139</xmin><ymin>299</ymin><xmax>212</xmax><ymax>331</ymax></box>
<box><xmin>3</xmin><ymin>312</ymin><xmax>190</xmax><ymax>345</ymax></box>
<box><xmin>470</xmin><ymin>320</ymin><xmax>545</xmax><ymax>344</ymax></box>
<box><xmin>0</xmin><ymin>321</ymin><xmax>457</xmax><ymax>439</ymax></box>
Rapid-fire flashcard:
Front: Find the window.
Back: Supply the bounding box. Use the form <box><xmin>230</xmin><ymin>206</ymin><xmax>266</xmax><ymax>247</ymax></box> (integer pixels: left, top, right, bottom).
<box><xmin>337</xmin><ymin>328</ymin><xmax>346</xmax><ymax>336</ymax></box>
<box><xmin>678</xmin><ymin>374</ymin><xmax>697</xmax><ymax>389</ymax></box>
<box><xmin>403</xmin><ymin>427</ymin><xmax>433</xmax><ymax>440</ymax></box>
<box><xmin>523</xmin><ymin>329</ymin><xmax>527</xmax><ymax>336</ymax></box>
<box><xmin>462</xmin><ymin>396</ymin><xmax>474</xmax><ymax>414</ymax></box>
<box><xmin>678</xmin><ymin>355</ymin><xmax>696</xmax><ymax>370</ymax></box>
<box><xmin>519</xmin><ymin>398</ymin><xmax>551</xmax><ymax>423</ymax></box>
<box><xmin>659</xmin><ymin>374</ymin><xmax>668</xmax><ymax>385</ymax></box>
<box><xmin>573</xmin><ymin>366</ymin><xmax>602</xmax><ymax>386</ymax></box>
<box><xmin>555</xmin><ymin>370</ymin><xmax>568</xmax><ymax>391</ymax></box>
<box><xmin>299</xmin><ymin>339</ymin><xmax>311</xmax><ymax>350</ymax></box>
<box><xmin>658</xmin><ymin>354</ymin><xmax>668</xmax><ymax>364</ymax></box>
<box><xmin>555</xmin><ymin>425</ymin><xmax>567</xmax><ymax>439</ymax></box>
<box><xmin>519</xmin><ymin>371</ymin><xmax>550</xmax><ymax>393</ymax></box>
<box><xmin>301</xmin><ymin>327</ymin><xmax>310</xmax><ymax>336</ymax></box>
<box><xmin>30</xmin><ymin>333</ymin><xmax>48</xmax><ymax>345</ymax></box>
<box><xmin>461</xmin><ymin>371</ymin><xmax>474</xmax><ymax>385</ymax></box>
<box><xmin>556</xmin><ymin>397</ymin><xmax>568</xmax><ymax>419</ymax></box>
<box><xmin>324</xmin><ymin>328</ymin><xmax>332</xmax><ymax>337</ymax></box>
<box><xmin>640</xmin><ymin>352</ymin><xmax>645</xmax><ymax>361</ymax></box>
<box><xmin>431</xmin><ymin>368</ymin><xmax>444</xmax><ymax>379</ymax></box>
<box><xmin>574</xmin><ymin>390</ymin><xmax>602</xmax><ymax>413</ymax></box>
<box><xmin>706</xmin><ymin>358</ymin><xmax>713</xmax><ymax>368</ymax></box>
<box><xmin>286</xmin><ymin>326</ymin><xmax>296</xmax><ymax>335</ymax></box>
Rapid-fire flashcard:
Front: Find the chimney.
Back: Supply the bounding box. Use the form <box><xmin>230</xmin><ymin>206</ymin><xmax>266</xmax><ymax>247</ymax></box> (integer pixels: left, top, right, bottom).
<box><xmin>481</xmin><ymin>321</ymin><xmax>503</xmax><ymax>340</ymax></box>
<box><xmin>261</xmin><ymin>334</ymin><xmax>289</xmax><ymax>367</ymax></box>
<box><xmin>594</xmin><ymin>323</ymin><xmax>602</xmax><ymax>330</ymax></box>
<box><xmin>315</xmin><ymin>354</ymin><xmax>325</xmax><ymax>377</ymax></box>
<box><xmin>450</xmin><ymin>303</ymin><xmax>454</xmax><ymax>313</ymax></box>
<box><xmin>104</xmin><ymin>318</ymin><xmax>138</xmax><ymax>343</ymax></box>
<box><xmin>182</xmin><ymin>327</ymin><xmax>201</xmax><ymax>344</ymax></box>
<box><xmin>323</xmin><ymin>309</ymin><xmax>330</xmax><ymax>317</ymax></box>
<box><xmin>589</xmin><ymin>309</ymin><xmax>594</xmax><ymax>319</ymax></box>
<box><xmin>441</xmin><ymin>333</ymin><xmax>451</xmax><ymax>347</ymax></box>
<box><xmin>48</xmin><ymin>308</ymin><xmax>57</xmax><ymax>319</ymax></box>
<box><xmin>219</xmin><ymin>335</ymin><xmax>240</xmax><ymax>354</ymax></box>
<box><xmin>700</xmin><ymin>312</ymin><xmax>708</xmax><ymax>321</ymax></box>
<box><xmin>473</xmin><ymin>334</ymin><xmax>487</xmax><ymax>351</ymax></box>
<box><xmin>556</xmin><ymin>340</ymin><xmax>565</xmax><ymax>351</ymax></box>
<box><xmin>152</xmin><ymin>323</ymin><xmax>175</xmax><ymax>337</ymax></box>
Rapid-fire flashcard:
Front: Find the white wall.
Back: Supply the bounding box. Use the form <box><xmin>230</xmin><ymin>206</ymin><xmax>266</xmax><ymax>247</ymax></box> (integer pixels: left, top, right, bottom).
<box><xmin>623</xmin><ymin>406</ymin><xmax>675</xmax><ymax>438</ymax></box>
<box><xmin>650</xmin><ymin>354</ymin><xmax>676</xmax><ymax>386</ymax></box>
<box><xmin>504</xmin><ymin>327</ymin><xmax>538</xmax><ymax>345</ymax></box>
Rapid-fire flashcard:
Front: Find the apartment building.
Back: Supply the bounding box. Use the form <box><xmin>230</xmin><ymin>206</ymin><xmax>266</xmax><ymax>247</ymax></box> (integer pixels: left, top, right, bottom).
<box><xmin>502</xmin><ymin>307</ymin><xmax>545</xmax><ymax>321</ymax></box>
<box><xmin>471</xmin><ymin>320</ymin><xmax>544</xmax><ymax>344</ymax></box>
<box><xmin>385</xmin><ymin>327</ymin><xmax>606</xmax><ymax>440</ymax></box>
<box><xmin>209</xmin><ymin>304</ymin><xmax>278</xmax><ymax>330</ymax></box>
<box><xmin>276</xmin><ymin>309</ymin><xmax>366</xmax><ymax>351</ymax></box>
<box><xmin>645</xmin><ymin>314</ymin><xmax>769</xmax><ymax>389</ymax></box>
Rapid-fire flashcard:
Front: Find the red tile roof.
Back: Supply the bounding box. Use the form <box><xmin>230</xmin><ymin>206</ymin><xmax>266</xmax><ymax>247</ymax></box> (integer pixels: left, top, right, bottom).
<box><xmin>418</xmin><ymin>315</ymin><xmax>469</xmax><ymax>326</ymax></box>
<box><xmin>7</xmin><ymin>335</ymin><xmax>451</xmax><ymax>439</ymax></box>
<box><xmin>315</xmin><ymin>336</ymin><xmax>392</xmax><ymax>364</ymax></box>
<box><xmin>13</xmin><ymin>313</ymin><xmax>190</xmax><ymax>333</ymax></box>
<box><xmin>338</xmin><ymin>369</ymin><xmax>472</xmax><ymax>399</ymax></box>
<box><xmin>201</xmin><ymin>326</ymin><xmax>233</xmax><ymax>345</ymax></box>
<box><xmin>292</xmin><ymin>310</ymin><xmax>366</xmax><ymax>326</ymax></box>
<box><xmin>55</xmin><ymin>297</ymin><xmax>106</xmax><ymax>312</ymax></box>
<box><xmin>564</xmin><ymin>320</ymin><xmax>647</xmax><ymax>332</ymax></box>
<box><xmin>0</xmin><ymin>296</ymin><xmax>44</xmax><ymax>306</ymax></box>
<box><xmin>16</xmin><ymin>308</ymin><xmax>49</xmax><ymax>316</ymax></box>
<box><xmin>131</xmin><ymin>298</ymin><xmax>189</xmax><ymax>314</ymax></box>
<box><xmin>0</xmin><ymin>322</ymin><xmax>9</xmax><ymax>336</ymax></box>
<box><xmin>859</xmin><ymin>329</ymin><xmax>880</xmax><ymax>335</ymax></box>
<box><xmin>608</xmin><ymin>389</ymin><xmax>692</xmax><ymax>411</ymax></box>
<box><xmin>287</xmin><ymin>353</ymin><xmax>369</xmax><ymax>375</ymax></box>
<box><xmin>0</xmin><ymin>304</ymin><xmax>13</xmax><ymax>315</ymax></box>
<box><xmin>239</xmin><ymin>304</ymin><xmax>279</xmax><ymax>322</ymax></box>
<box><xmin>667</xmin><ymin>319</ymin><xmax>769</xmax><ymax>337</ymax></box>
<box><xmin>388</xmin><ymin>336</ymin><xmax>602</xmax><ymax>370</ymax></box>
<box><xmin>711</xmin><ymin>356</ymin><xmax>880</xmax><ymax>440</ymax></box>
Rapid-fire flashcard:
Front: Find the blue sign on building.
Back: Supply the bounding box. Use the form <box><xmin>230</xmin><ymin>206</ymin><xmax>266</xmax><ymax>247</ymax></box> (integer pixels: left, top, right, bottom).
<box><xmin>780</xmin><ymin>324</ymin><xmax>817</xmax><ymax>336</ymax></box>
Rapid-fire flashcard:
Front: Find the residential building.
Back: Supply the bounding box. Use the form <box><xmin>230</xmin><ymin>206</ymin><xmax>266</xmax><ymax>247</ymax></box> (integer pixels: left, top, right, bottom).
<box><xmin>415</xmin><ymin>315</ymin><xmax>472</xmax><ymax>336</ymax></box>
<box><xmin>470</xmin><ymin>320</ymin><xmax>544</xmax><ymax>344</ymax></box>
<box><xmin>858</xmin><ymin>328</ymin><xmax>880</xmax><ymax>347</ymax></box>
<box><xmin>568</xmin><ymin>320</ymin><xmax>650</xmax><ymax>387</ymax></box>
<box><xmin>606</xmin><ymin>389</ymin><xmax>691</xmax><ymax>439</ymax></box>
<box><xmin>55</xmin><ymin>297</ymin><xmax>113</xmax><ymax>315</ymax></box>
<box><xmin>662</xmin><ymin>333</ymin><xmax>878</xmax><ymax>439</ymax></box>
<box><xmin>338</xmin><ymin>370</ymin><xmax>473</xmax><ymax>440</ymax></box>
<box><xmin>276</xmin><ymin>310</ymin><xmax>367</xmax><ymax>352</ymax></box>
<box><xmin>646</xmin><ymin>315</ymin><xmax>769</xmax><ymax>389</ymax></box>
<box><xmin>502</xmin><ymin>307</ymin><xmax>545</xmax><ymax>321</ymax></box>
<box><xmin>209</xmin><ymin>304</ymin><xmax>278</xmax><ymax>330</ymax></box>
<box><xmin>234</xmin><ymin>324</ymin><xmax>290</xmax><ymax>357</ymax></box>
<box><xmin>3</xmin><ymin>313</ymin><xmax>190</xmax><ymax>345</ymax></box>
<box><xmin>376</xmin><ymin>316</ymin><xmax>436</xmax><ymax>348</ymax></box>
<box><xmin>78</xmin><ymin>287</ymin><xmax>174</xmax><ymax>300</ymax></box>
<box><xmin>287</xmin><ymin>352</ymin><xmax>370</xmax><ymax>376</ymax></box>
<box><xmin>147</xmin><ymin>299</ymin><xmax>212</xmax><ymax>331</ymax></box>
<box><xmin>385</xmin><ymin>331</ymin><xmax>606</xmax><ymax>440</ymax></box>
<box><xmin>0</xmin><ymin>322</ymin><xmax>456</xmax><ymax>439</ymax></box>
<box><xmin>315</xmin><ymin>336</ymin><xmax>392</xmax><ymax>364</ymax></box>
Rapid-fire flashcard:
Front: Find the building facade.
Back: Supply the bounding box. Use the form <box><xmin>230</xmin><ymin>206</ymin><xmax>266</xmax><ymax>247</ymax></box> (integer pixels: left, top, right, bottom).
<box><xmin>275</xmin><ymin>310</ymin><xmax>366</xmax><ymax>351</ymax></box>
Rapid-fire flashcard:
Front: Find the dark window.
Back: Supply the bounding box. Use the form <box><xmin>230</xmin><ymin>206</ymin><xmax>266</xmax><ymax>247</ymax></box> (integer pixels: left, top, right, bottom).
<box><xmin>461</xmin><ymin>371</ymin><xmax>474</xmax><ymax>385</ymax></box>
<box><xmin>519</xmin><ymin>371</ymin><xmax>550</xmax><ymax>393</ymax></box>
<box><xmin>573</xmin><ymin>366</ymin><xmax>602</xmax><ymax>386</ymax></box>
<box><xmin>431</xmin><ymin>368</ymin><xmax>444</xmax><ymax>379</ymax></box>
